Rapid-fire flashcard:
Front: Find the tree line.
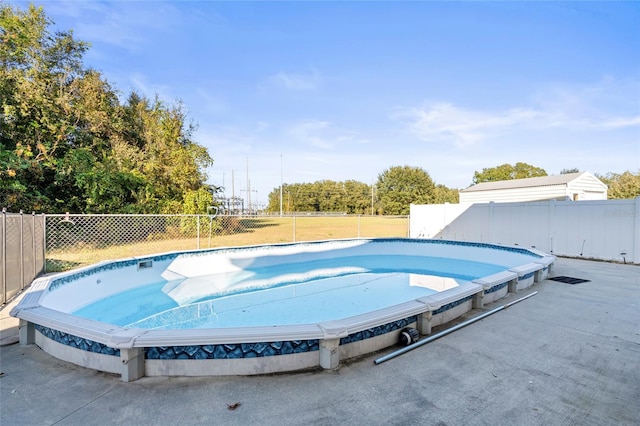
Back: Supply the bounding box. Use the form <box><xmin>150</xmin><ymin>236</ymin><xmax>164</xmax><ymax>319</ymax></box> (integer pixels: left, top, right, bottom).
<box><xmin>265</xmin><ymin>166</ymin><xmax>459</xmax><ymax>215</ymax></box>
<box><xmin>266</xmin><ymin>166</ymin><xmax>458</xmax><ymax>215</ymax></box>
<box><xmin>266</xmin><ymin>163</ymin><xmax>639</xmax><ymax>215</ymax></box>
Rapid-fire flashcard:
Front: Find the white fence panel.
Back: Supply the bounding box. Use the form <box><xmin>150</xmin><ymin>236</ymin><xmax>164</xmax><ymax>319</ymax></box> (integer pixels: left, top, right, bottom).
<box><xmin>410</xmin><ymin>197</ymin><xmax>640</xmax><ymax>264</ymax></box>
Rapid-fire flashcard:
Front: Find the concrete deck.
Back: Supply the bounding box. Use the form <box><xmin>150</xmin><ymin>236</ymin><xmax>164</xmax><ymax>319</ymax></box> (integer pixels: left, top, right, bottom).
<box><xmin>1</xmin><ymin>257</ymin><xmax>638</xmax><ymax>425</ymax></box>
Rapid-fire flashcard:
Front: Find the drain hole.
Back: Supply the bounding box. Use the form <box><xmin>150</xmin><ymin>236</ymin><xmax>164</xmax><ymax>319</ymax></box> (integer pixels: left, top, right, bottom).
<box><xmin>549</xmin><ymin>276</ymin><xmax>590</xmax><ymax>285</ymax></box>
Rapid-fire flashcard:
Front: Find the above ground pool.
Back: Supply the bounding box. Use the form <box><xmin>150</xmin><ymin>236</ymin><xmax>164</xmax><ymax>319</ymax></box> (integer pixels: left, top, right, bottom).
<box><xmin>11</xmin><ymin>238</ymin><xmax>554</xmax><ymax>381</ymax></box>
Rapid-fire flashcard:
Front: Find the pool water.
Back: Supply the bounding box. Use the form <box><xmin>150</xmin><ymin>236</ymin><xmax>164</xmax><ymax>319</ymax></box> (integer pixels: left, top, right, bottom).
<box><xmin>73</xmin><ymin>255</ymin><xmax>506</xmax><ymax>329</ymax></box>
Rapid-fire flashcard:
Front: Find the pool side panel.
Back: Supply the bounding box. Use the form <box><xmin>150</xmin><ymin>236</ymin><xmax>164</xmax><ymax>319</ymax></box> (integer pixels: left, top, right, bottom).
<box><xmin>481</xmin><ymin>283</ymin><xmax>510</xmax><ymax>305</ymax></box>
<box><xmin>510</xmin><ymin>263</ymin><xmax>542</xmax><ymax>291</ymax></box>
<box><xmin>144</xmin><ymin>340</ymin><xmax>320</xmax><ymax>360</ymax></box>
<box><xmin>430</xmin><ymin>297</ymin><xmax>474</xmax><ymax>328</ymax></box>
<box><xmin>339</xmin><ymin>321</ymin><xmax>418</xmax><ymax>361</ymax></box>
<box><xmin>35</xmin><ymin>331</ymin><xmax>121</xmax><ymax>375</ymax></box>
<box><xmin>472</xmin><ymin>270</ymin><xmax>519</xmax><ymax>306</ymax></box>
<box><xmin>145</xmin><ymin>352</ymin><xmax>320</xmax><ymax>376</ymax></box>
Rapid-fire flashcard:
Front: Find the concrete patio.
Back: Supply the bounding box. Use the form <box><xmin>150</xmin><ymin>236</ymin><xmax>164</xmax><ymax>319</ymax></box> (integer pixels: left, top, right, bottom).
<box><xmin>1</xmin><ymin>257</ymin><xmax>638</xmax><ymax>425</ymax></box>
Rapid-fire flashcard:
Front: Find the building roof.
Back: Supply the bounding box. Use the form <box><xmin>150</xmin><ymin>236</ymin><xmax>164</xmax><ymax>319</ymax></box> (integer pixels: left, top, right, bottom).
<box><xmin>460</xmin><ymin>172</ymin><xmax>586</xmax><ymax>193</ymax></box>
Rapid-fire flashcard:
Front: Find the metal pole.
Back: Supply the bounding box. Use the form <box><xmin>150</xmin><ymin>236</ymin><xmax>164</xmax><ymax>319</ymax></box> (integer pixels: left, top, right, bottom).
<box><xmin>196</xmin><ymin>215</ymin><xmax>200</xmax><ymax>250</ymax></box>
<box><xmin>280</xmin><ymin>154</ymin><xmax>283</xmax><ymax>217</ymax></box>
<box><xmin>43</xmin><ymin>214</ymin><xmax>48</xmax><ymax>274</ymax></box>
<box><xmin>374</xmin><ymin>292</ymin><xmax>538</xmax><ymax>365</ymax></box>
<box><xmin>19</xmin><ymin>210</ymin><xmax>24</xmax><ymax>290</ymax></box>
<box><xmin>31</xmin><ymin>212</ymin><xmax>36</xmax><ymax>284</ymax></box>
<box><xmin>246</xmin><ymin>157</ymin><xmax>251</xmax><ymax>214</ymax></box>
<box><xmin>231</xmin><ymin>170</ymin><xmax>235</xmax><ymax>213</ymax></box>
<box><xmin>1</xmin><ymin>208</ymin><xmax>6</xmax><ymax>304</ymax></box>
<box><xmin>371</xmin><ymin>180</ymin><xmax>374</xmax><ymax>215</ymax></box>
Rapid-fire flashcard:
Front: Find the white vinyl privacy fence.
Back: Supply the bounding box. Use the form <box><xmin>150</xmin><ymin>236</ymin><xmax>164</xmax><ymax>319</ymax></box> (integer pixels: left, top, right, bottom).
<box><xmin>410</xmin><ymin>198</ymin><xmax>640</xmax><ymax>264</ymax></box>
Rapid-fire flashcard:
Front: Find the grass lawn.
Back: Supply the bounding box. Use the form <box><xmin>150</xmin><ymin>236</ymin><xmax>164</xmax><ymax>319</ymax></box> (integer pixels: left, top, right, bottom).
<box><xmin>46</xmin><ymin>215</ymin><xmax>409</xmax><ymax>271</ymax></box>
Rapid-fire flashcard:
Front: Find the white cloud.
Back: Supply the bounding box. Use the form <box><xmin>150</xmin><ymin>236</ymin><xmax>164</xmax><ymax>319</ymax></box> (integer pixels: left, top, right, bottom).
<box><xmin>129</xmin><ymin>73</ymin><xmax>175</xmax><ymax>101</ymax></box>
<box><xmin>46</xmin><ymin>0</ymin><xmax>181</xmax><ymax>52</ymax></box>
<box><xmin>256</xmin><ymin>121</ymin><xmax>271</xmax><ymax>131</ymax></box>
<box><xmin>286</xmin><ymin>120</ymin><xmax>369</xmax><ymax>150</ymax></box>
<box><xmin>197</xmin><ymin>125</ymin><xmax>256</xmax><ymax>155</ymax></box>
<box><xmin>268</xmin><ymin>69</ymin><xmax>322</xmax><ymax>91</ymax></box>
<box><xmin>397</xmin><ymin>79</ymin><xmax>640</xmax><ymax>147</ymax></box>
<box><xmin>195</xmin><ymin>89</ymin><xmax>228</xmax><ymax>115</ymax></box>
<box><xmin>599</xmin><ymin>117</ymin><xmax>640</xmax><ymax>128</ymax></box>
<box><xmin>397</xmin><ymin>103</ymin><xmax>541</xmax><ymax>147</ymax></box>
<box><xmin>288</xmin><ymin>120</ymin><xmax>333</xmax><ymax>149</ymax></box>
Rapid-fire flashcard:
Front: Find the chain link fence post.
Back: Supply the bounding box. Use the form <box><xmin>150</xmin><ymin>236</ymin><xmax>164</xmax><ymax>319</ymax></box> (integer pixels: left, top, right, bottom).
<box><xmin>31</xmin><ymin>212</ymin><xmax>36</xmax><ymax>285</ymax></box>
<box><xmin>19</xmin><ymin>210</ymin><xmax>24</xmax><ymax>292</ymax></box>
<box><xmin>43</xmin><ymin>213</ymin><xmax>48</xmax><ymax>274</ymax></box>
<box><xmin>1</xmin><ymin>208</ymin><xmax>6</xmax><ymax>304</ymax></box>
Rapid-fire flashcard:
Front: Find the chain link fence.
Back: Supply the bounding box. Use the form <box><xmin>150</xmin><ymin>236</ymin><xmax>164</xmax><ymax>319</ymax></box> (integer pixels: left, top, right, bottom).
<box><xmin>1</xmin><ymin>209</ymin><xmax>45</xmax><ymax>305</ymax></box>
<box><xmin>44</xmin><ymin>213</ymin><xmax>410</xmax><ymax>273</ymax></box>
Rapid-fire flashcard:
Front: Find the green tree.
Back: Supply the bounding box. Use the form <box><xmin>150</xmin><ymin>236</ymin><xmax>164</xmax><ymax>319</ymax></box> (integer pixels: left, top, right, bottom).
<box><xmin>182</xmin><ymin>187</ymin><xmax>216</xmax><ymax>214</ymax></box>
<box><xmin>343</xmin><ymin>180</ymin><xmax>372</xmax><ymax>214</ymax></box>
<box><xmin>1</xmin><ymin>4</ymin><xmax>90</xmax><ymax>210</ymax></box>
<box><xmin>472</xmin><ymin>162</ymin><xmax>547</xmax><ymax>184</ymax></box>
<box><xmin>376</xmin><ymin>166</ymin><xmax>435</xmax><ymax>215</ymax></box>
<box><xmin>266</xmin><ymin>179</ymin><xmax>373</xmax><ymax>214</ymax></box>
<box><xmin>560</xmin><ymin>168</ymin><xmax>580</xmax><ymax>174</ymax></box>
<box><xmin>57</xmin><ymin>148</ymin><xmax>145</xmax><ymax>213</ymax></box>
<box><xmin>432</xmin><ymin>184</ymin><xmax>459</xmax><ymax>204</ymax></box>
<box><xmin>597</xmin><ymin>171</ymin><xmax>640</xmax><ymax>199</ymax></box>
<box><xmin>120</xmin><ymin>95</ymin><xmax>213</xmax><ymax>213</ymax></box>
<box><xmin>0</xmin><ymin>3</ymin><xmax>214</xmax><ymax>213</ymax></box>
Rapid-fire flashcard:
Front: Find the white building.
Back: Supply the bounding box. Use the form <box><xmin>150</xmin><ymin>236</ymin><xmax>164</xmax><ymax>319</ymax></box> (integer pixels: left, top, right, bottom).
<box><xmin>459</xmin><ymin>172</ymin><xmax>608</xmax><ymax>204</ymax></box>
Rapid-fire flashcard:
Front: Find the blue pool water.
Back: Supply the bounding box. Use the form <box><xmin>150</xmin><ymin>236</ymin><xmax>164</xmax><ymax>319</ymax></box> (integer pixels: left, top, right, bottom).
<box><xmin>73</xmin><ymin>255</ymin><xmax>506</xmax><ymax>329</ymax></box>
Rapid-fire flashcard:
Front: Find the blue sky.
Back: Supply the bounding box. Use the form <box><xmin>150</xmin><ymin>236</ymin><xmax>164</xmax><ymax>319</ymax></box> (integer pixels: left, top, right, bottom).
<box><xmin>19</xmin><ymin>1</ymin><xmax>640</xmax><ymax>207</ymax></box>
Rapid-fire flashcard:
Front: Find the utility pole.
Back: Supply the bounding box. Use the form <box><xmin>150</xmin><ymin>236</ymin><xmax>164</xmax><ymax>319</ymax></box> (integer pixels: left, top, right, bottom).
<box><xmin>242</xmin><ymin>186</ymin><xmax>257</xmax><ymax>214</ymax></box>
<box><xmin>231</xmin><ymin>170</ymin><xmax>235</xmax><ymax>212</ymax></box>
<box><xmin>246</xmin><ymin>157</ymin><xmax>251</xmax><ymax>214</ymax></box>
<box><xmin>371</xmin><ymin>179</ymin><xmax>375</xmax><ymax>216</ymax></box>
<box><xmin>280</xmin><ymin>154</ymin><xmax>283</xmax><ymax>216</ymax></box>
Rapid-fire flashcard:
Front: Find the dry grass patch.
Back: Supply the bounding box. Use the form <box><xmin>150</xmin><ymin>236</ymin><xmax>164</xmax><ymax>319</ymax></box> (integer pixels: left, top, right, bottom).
<box><xmin>46</xmin><ymin>216</ymin><xmax>409</xmax><ymax>272</ymax></box>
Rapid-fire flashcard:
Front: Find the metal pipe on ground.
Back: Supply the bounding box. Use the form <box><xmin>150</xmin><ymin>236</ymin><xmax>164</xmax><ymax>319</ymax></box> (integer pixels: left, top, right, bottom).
<box><xmin>374</xmin><ymin>291</ymin><xmax>538</xmax><ymax>365</ymax></box>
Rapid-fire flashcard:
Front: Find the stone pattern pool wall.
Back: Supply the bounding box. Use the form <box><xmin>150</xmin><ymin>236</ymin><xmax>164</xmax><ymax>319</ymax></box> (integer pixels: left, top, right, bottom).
<box><xmin>32</xmin><ymin>314</ymin><xmax>421</xmax><ymax>360</ymax></box>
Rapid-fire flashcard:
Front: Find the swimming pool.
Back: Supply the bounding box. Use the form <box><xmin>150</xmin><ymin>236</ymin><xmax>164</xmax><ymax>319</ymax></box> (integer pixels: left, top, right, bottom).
<box><xmin>11</xmin><ymin>238</ymin><xmax>554</xmax><ymax>381</ymax></box>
